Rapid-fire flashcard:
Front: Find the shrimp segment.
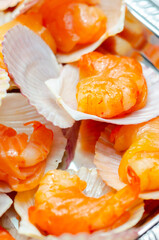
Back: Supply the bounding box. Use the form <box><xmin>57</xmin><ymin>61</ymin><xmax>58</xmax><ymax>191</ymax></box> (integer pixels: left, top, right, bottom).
<box><xmin>0</xmin><ymin>121</ymin><xmax>53</xmax><ymax>191</ymax></box>
<box><xmin>0</xmin><ymin>226</ymin><xmax>15</xmax><ymax>240</ymax></box>
<box><xmin>39</xmin><ymin>0</ymin><xmax>106</xmax><ymax>53</ymax></box>
<box><xmin>76</xmin><ymin>52</ymin><xmax>147</xmax><ymax>118</ymax></box>
<box><xmin>111</xmin><ymin>117</ymin><xmax>159</xmax><ymax>192</ymax></box>
<box><xmin>29</xmin><ymin>169</ymin><xmax>140</xmax><ymax>236</ymax></box>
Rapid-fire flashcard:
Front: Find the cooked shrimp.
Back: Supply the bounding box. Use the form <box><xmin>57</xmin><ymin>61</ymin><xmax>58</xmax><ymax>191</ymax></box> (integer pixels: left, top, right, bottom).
<box><xmin>80</xmin><ymin>120</ymin><xmax>106</xmax><ymax>153</ymax></box>
<box><xmin>0</xmin><ymin>226</ymin><xmax>15</xmax><ymax>240</ymax></box>
<box><xmin>0</xmin><ymin>12</ymin><xmax>56</xmax><ymax>53</ymax></box>
<box><xmin>110</xmin><ymin>117</ymin><xmax>159</xmax><ymax>192</ymax></box>
<box><xmin>76</xmin><ymin>52</ymin><xmax>147</xmax><ymax>118</ymax></box>
<box><xmin>29</xmin><ymin>168</ymin><xmax>140</xmax><ymax>236</ymax></box>
<box><xmin>39</xmin><ymin>0</ymin><xmax>106</xmax><ymax>53</ymax></box>
<box><xmin>0</xmin><ymin>121</ymin><xmax>53</xmax><ymax>191</ymax></box>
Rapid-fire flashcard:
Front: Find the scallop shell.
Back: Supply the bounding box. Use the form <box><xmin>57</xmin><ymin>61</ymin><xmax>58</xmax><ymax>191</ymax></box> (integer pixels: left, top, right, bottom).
<box><xmin>46</xmin><ymin>62</ymin><xmax>159</xmax><ymax>125</ymax></box>
<box><xmin>2</xmin><ymin>25</ymin><xmax>74</xmax><ymax>128</ymax></box>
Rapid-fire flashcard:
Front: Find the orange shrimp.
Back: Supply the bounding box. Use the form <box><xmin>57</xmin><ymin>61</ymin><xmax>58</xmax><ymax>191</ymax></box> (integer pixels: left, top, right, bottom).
<box><xmin>80</xmin><ymin>120</ymin><xmax>106</xmax><ymax>153</ymax></box>
<box><xmin>39</xmin><ymin>0</ymin><xmax>106</xmax><ymax>53</ymax></box>
<box><xmin>29</xmin><ymin>168</ymin><xmax>140</xmax><ymax>236</ymax></box>
<box><xmin>0</xmin><ymin>226</ymin><xmax>15</xmax><ymax>240</ymax></box>
<box><xmin>0</xmin><ymin>121</ymin><xmax>53</xmax><ymax>191</ymax></box>
<box><xmin>0</xmin><ymin>12</ymin><xmax>56</xmax><ymax>54</ymax></box>
<box><xmin>110</xmin><ymin>117</ymin><xmax>159</xmax><ymax>192</ymax></box>
<box><xmin>76</xmin><ymin>52</ymin><xmax>147</xmax><ymax>118</ymax></box>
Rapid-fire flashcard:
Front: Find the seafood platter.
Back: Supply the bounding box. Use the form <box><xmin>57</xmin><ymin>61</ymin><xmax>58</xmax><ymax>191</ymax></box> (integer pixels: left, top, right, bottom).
<box><xmin>0</xmin><ymin>0</ymin><xmax>159</xmax><ymax>239</ymax></box>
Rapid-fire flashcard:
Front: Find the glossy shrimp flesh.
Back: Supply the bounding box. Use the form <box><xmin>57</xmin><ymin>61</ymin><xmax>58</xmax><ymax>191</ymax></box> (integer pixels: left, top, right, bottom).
<box><xmin>0</xmin><ymin>226</ymin><xmax>15</xmax><ymax>240</ymax></box>
<box><xmin>29</xmin><ymin>168</ymin><xmax>140</xmax><ymax>236</ymax></box>
<box><xmin>0</xmin><ymin>121</ymin><xmax>53</xmax><ymax>191</ymax></box>
<box><xmin>110</xmin><ymin>117</ymin><xmax>159</xmax><ymax>192</ymax></box>
<box><xmin>76</xmin><ymin>52</ymin><xmax>147</xmax><ymax>118</ymax></box>
<box><xmin>80</xmin><ymin>120</ymin><xmax>106</xmax><ymax>153</ymax></box>
<box><xmin>39</xmin><ymin>0</ymin><xmax>107</xmax><ymax>53</ymax></box>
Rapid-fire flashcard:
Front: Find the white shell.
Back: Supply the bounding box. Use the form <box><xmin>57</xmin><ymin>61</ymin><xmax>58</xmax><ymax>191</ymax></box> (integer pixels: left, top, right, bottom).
<box><xmin>94</xmin><ymin>126</ymin><xmax>159</xmax><ymax>199</ymax></box>
<box><xmin>0</xmin><ymin>193</ymin><xmax>12</xmax><ymax>217</ymax></box>
<box><xmin>0</xmin><ymin>0</ymin><xmax>39</xmax><ymax>25</ymax></box>
<box><xmin>0</xmin><ymin>93</ymin><xmax>67</xmax><ymax>191</ymax></box>
<box><xmin>56</xmin><ymin>0</ymin><xmax>125</xmax><ymax>63</ymax></box>
<box><xmin>69</xmin><ymin>139</ymin><xmax>96</xmax><ymax>170</ymax></box>
<box><xmin>2</xmin><ymin>25</ymin><xmax>75</xmax><ymax>128</ymax></box>
<box><xmin>13</xmin><ymin>167</ymin><xmax>144</xmax><ymax>240</ymax></box>
<box><xmin>11</xmin><ymin>0</ymin><xmax>39</xmax><ymax>18</ymax></box>
<box><xmin>0</xmin><ymin>68</ymin><xmax>10</xmax><ymax>105</ymax></box>
<box><xmin>0</xmin><ymin>0</ymin><xmax>21</xmax><ymax>10</ymax></box>
<box><xmin>46</xmin><ymin>63</ymin><xmax>159</xmax><ymax>125</ymax></box>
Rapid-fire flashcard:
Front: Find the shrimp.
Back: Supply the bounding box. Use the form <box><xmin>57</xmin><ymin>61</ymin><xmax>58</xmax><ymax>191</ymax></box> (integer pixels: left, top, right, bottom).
<box><xmin>0</xmin><ymin>226</ymin><xmax>15</xmax><ymax>240</ymax></box>
<box><xmin>76</xmin><ymin>52</ymin><xmax>147</xmax><ymax>118</ymax></box>
<box><xmin>39</xmin><ymin>0</ymin><xmax>106</xmax><ymax>53</ymax></box>
<box><xmin>29</xmin><ymin>168</ymin><xmax>140</xmax><ymax>236</ymax></box>
<box><xmin>110</xmin><ymin>117</ymin><xmax>159</xmax><ymax>192</ymax></box>
<box><xmin>0</xmin><ymin>121</ymin><xmax>53</xmax><ymax>191</ymax></box>
<box><xmin>0</xmin><ymin>12</ymin><xmax>56</xmax><ymax>54</ymax></box>
<box><xmin>80</xmin><ymin>120</ymin><xmax>106</xmax><ymax>153</ymax></box>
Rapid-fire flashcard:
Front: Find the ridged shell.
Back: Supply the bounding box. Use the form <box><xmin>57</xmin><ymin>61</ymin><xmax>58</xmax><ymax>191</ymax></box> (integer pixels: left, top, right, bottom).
<box><xmin>2</xmin><ymin>25</ymin><xmax>74</xmax><ymax>128</ymax></box>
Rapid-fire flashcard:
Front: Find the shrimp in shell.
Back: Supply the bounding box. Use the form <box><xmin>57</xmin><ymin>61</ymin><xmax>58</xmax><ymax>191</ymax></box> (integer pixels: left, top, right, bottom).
<box><xmin>110</xmin><ymin>117</ymin><xmax>159</xmax><ymax>192</ymax></box>
<box><xmin>76</xmin><ymin>52</ymin><xmax>147</xmax><ymax>119</ymax></box>
<box><xmin>0</xmin><ymin>121</ymin><xmax>53</xmax><ymax>191</ymax></box>
<box><xmin>0</xmin><ymin>226</ymin><xmax>15</xmax><ymax>240</ymax></box>
<box><xmin>39</xmin><ymin>0</ymin><xmax>107</xmax><ymax>53</ymax></box>
<box><xmin>29</xmin><ymin>168</ymin><xmax>140</xmax><ymax>236</ymax></box>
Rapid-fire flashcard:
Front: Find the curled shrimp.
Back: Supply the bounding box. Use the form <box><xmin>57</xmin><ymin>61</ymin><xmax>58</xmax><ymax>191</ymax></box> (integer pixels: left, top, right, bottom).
<box><xmin>0</xmin><ymin>226</ymin><xmax>15</xmax><ymax>240</ymax></box>
<box><xmin>39</xmin><ymin>0</ymin><xmax>106</xmax><ymax>53</ymax></box>
<box><xmin>0</xmin><ymin>121</ymin><xmax>53</xmax><ymax>191</ymax></box>
<box><xmin>110</xmin><ymin>117</ymin><xmax>159</xmax><ymax>192</ymax></box>
<box><xmin>29</xmin><ymin>168</ymin><xmax>140</xmax><ymax>236</ymax></box>
<box><xmin>76</xmin><ymin>52</ymin><xmax>147</xmax><ymax>118</ymax></box>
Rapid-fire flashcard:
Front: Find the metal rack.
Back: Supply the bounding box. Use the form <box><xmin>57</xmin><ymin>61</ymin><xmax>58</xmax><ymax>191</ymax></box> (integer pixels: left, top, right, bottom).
<box><xmin>126</xmin><ymin>0</ymin><xmax>159</xmax><ymax>37</ymax></box>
